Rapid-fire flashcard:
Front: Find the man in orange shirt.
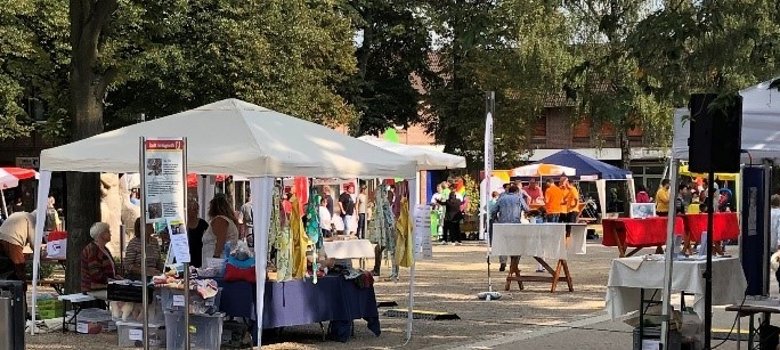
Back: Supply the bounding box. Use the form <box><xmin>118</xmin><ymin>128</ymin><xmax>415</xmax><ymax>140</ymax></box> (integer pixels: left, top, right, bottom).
<box><xmin>561</xmin><ymin>177</ymin><xmax>580</xmax><ymax>224</ymax></box>
<box><xmin>544</xmin><ymin>178</ymin><xmax>564</xmax><ymax>222</ymax></box>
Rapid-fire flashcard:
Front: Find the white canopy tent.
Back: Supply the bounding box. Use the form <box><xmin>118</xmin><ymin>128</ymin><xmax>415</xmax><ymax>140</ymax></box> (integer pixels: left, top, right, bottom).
<box><xmin>31</xmin><ymin>99</ymin><xmax>420</xmax><ymax>346</ymax></box>
<box><xmin>357</xmin><ymin>135</ymin><xmax>467</xmax><ymax>339</ymax></box>
<box><xmin>661</xmin><ymin>77</ymin><xmax>780</xmax><ymax>346</ymax></box>
<box><xmin>357</xmin><ymin>135</ymin><xmax>467</xmax><ymax>171</ymax></box>
<box><xmin>673</xmin><ymin>77</ymin><xmax>780</xmax><ymax>160</ymax></box>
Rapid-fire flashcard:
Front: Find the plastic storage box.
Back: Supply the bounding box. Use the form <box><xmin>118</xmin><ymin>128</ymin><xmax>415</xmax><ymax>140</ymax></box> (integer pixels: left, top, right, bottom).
<box><xmin>75</xmin><ymin>308</ymin><xmax>115</xmax><ymax>334</ymax></box>
<box><xmin>116</xmin><ymin>320</ymin><xmax>165</xmax><ymax>348</ymax></box>
<box><xmin>164</xmin><ymin>310</ymin><xmax>224</xmax><ymax>350</ymax></box>
<box><xmin>159</xmin><ymin>288</ymin><xmax>221</xmax><ymax>314</ymax></box>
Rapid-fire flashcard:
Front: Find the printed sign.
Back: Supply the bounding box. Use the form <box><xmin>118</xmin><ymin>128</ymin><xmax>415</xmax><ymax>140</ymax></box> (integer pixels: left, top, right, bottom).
<box><xmin>414</xmin><ymin>205</ymin><xmax>433</xmax><ymax>260</ymax></box>
<box><xmin>129</xmin><ymin>328</ymin><xmax>144</xmax><ymax>341</ymax></box>
<box><xmin>172</xmin><ymin>294</ymin><xmax>185</xmax><ymax>307</ymax></box>
<box><xmin>142</xmin><ymin>138</ymin><xmax>190</xmax><ymax>263</ymax></box>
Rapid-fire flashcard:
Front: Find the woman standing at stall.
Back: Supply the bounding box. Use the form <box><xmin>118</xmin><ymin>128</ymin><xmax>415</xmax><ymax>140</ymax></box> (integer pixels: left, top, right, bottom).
<box><xmin>202</xmin><ymin>194</ymin><xmax>240</xmax><ymax>260</ymax></box>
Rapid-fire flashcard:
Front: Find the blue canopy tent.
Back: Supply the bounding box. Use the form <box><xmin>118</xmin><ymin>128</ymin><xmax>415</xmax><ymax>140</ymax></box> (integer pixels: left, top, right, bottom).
<box><xmin>538</xmin><ymin>149</ymin><xmax>635</xmax><ymax>218</ymax></box>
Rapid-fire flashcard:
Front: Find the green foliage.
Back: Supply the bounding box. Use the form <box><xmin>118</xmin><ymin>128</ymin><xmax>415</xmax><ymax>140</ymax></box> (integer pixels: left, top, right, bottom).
<box><xmin>424</xmin><ymin>0</ymin><xmax>574</xmax><ymax>169</ymax></box>
<box><xmin>106</xmin><ymin>0</ymin><xmax>358</xmax><ymax>129</ymax></box>
<box><xmin>0</xmin><ymin>0</ymin><xmax>69</xmax><ymax>140</ymax></box>
<box><xmin>341</xmin><ymin>0</ymin><xmax>434</xmax><ymax>136</ymax></box>
<box><xmin>0</xmin><ymin>0</ymin><xmax>358</xmax><ymax>138</ymax></box>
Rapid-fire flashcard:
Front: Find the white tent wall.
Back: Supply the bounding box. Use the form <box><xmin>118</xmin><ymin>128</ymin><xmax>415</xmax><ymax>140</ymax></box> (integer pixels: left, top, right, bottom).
<box><xmin>595</xmin><ymin>179</ymin><xmax>607</xmax><ymax>219</ymax></box>
<box><xmin>406</xmin><ymin>174</ymin><xmax>418</xmax><ymax>342</ymax></box>
<box><xmin>672</xmin><ymin>77</ymin><xmax>780</xmax><ymax>162</ymax></box>
<box><xmin>250</xmin><ymin>177</ymin><xmax>274</xmax><ymax>348</ymax></box>
<box><xmin>31</xmin><ymin>170</ymin><xmax>51</xmax><ymax>331</ymax></box>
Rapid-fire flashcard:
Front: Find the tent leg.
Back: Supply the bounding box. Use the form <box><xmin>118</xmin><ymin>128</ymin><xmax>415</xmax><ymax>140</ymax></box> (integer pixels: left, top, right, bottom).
<box><xmin>0</xmin><ymin>188</ymin><xmax>8</xmax><ymax>219</ymax></box>
<box><xmin>660</xmin><ymin>158</ymin><xmax>678</xmax><ymax>348</ymax></box>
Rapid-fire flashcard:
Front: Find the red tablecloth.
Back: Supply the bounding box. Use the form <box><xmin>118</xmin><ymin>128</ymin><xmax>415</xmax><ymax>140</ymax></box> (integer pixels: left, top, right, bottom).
<box><xmin>682</xmin><ymin>212</ymin><xmax>740</xmax><ymax>242</ymax></box>
<box><xmin>602</xmin><ymin>217</ymin><xmax>685</xmax><ymax>247</ymax></box>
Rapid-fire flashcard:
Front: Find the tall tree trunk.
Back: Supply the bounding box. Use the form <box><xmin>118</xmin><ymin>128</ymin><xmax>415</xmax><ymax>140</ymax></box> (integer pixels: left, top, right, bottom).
<box><xmin>64</xmin><ymin>0</ymin><xmax>118</xmax><ymax>293</ymax></box>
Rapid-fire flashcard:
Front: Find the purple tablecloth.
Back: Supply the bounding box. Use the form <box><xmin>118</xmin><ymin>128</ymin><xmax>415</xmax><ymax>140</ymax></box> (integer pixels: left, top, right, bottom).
<box><xmin>218</xmin><ymin>276</ymin><xmax>380</xmax><ymax>342</ymax></box>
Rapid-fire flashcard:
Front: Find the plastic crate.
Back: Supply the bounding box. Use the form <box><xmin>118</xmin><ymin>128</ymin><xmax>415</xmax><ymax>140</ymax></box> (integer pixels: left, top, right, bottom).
<box><xmin>116</xmin><ymin>321</ymin><xmax>165</xmax><ymax>348</ymax></box>
<box><xmin>75</xmin><ymin>308</ymin><xmax>115</xmax><ymax>334</ymax></box>
<box><xmin>37</xmin><ymin>308</ymin><xmax>63</xmax><ymax>320</ymax></box>
<box><xmin>164</xmin><ymin>310</ymin><xmax>224</xmax><ymax>350</ymax></box>
<box><xmin>159</xmin><ymin>288</ymin><xmax>221</xmax><ymax>314</ymax></box>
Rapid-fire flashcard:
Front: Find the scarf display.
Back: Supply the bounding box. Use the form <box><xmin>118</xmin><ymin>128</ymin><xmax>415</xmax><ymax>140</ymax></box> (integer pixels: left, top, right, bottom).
<box><xmin>395</xmin><ymin>197</ymin><xmax>414</xmax><ymax>268</ymax></box>
<box><xmin>290</xmin><ymin>195</ymin><xmax>310</xmax><ymax>279</ymax></box>
<box><xmin>306</xmin><ymin>189</ymin><xmax>322</xmax><ymax>284</ymax></box>
<box><xmin>273</xmin><ymin>185</ymin><xmax>292</xmax><ymax>281</ymax></box>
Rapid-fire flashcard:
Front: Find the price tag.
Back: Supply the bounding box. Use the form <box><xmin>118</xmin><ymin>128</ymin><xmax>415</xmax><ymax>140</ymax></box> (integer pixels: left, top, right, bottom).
<box><xmin>76</xmin><ymin>322</ymin><xmax>89</xmax><ymax>334</ymax></box>
<box><xmin>173</xmin><ymin>294</ymin><xmax>185</xmax><ymax>307</ymax></box>
<box><xmin>129</xmin><ymin>328</ymin><xmax>143</xmax><ymax>341</ymax></box>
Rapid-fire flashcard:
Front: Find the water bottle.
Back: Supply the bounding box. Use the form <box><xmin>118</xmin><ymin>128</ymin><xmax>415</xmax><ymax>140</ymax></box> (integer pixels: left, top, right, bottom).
<box><xmin>699</xmin><ymin>232</ymin><xmax>708</xmax><ymax>258</ymax></box>
<box><xmin>673</xmin><ymin>235</ymin><xmax>682</xmax><ymax>259</ymax></box>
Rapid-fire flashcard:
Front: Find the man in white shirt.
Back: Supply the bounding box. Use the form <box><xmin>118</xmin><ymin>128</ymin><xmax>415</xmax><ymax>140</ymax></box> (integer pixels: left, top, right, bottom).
<box><xmin>319</xmin><ymin>197</ymin><xmax>333</xmax><ymax>238</ymax></box>
<box><xmin>0</xmin><ymin>211</ymin><xmax>36</xmax><ymax>281</ymax></box>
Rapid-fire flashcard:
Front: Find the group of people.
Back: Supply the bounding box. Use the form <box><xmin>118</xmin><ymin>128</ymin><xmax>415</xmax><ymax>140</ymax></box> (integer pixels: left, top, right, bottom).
<box><xmin>0</xmin><ymin>192</ymin><xmax>243</xmax><ymax>303</ymax></box>
<box><xmin>430</xmin><ymin>180</ymin><xmax>469</xmax><ymax>245</ymax></box>
<box><xmin>638</xmin><ymin>177</ymin><xmax>733</xmax><ymax>217</ymax></box>
<box><xmin>315</xmin><ymin>183</ymin><xmax>370</xmax><ymax>239</ymax></box>
<box><xmin>488</xmin><ymin>176</ymin><xmax>582</xmax><ymax>271</ymax></box>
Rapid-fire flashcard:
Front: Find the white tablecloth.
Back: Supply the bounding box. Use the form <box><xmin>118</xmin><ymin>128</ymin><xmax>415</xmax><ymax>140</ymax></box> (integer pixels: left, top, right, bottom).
<box><xmin>606</xmin><ymin>256</ymin><xmax>746</xmax><ymax>321</ymax></box>
<box><xmin>323</xmin><ymin>239</ymin><xmax>375</xmax><ymax>259</ymax></box>
<box><xmin>489</xmin><ymin>223</ymin><xmax>587</xmax><ymax>260</ymax></box>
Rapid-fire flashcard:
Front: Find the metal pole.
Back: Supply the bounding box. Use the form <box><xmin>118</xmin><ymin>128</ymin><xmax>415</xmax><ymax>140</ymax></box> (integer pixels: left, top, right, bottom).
<box><xmin>704</xmin><ymin>170</ymin><xmax>715</xmax><ymax>350</ymax></box>
<box><xmin>183</xmin><ymin>138</ymin><xmax>190</xmax><ymax>350</ymax></box>
<box><xmin>484</xmin><ymin>91</ymin><xmax>494</xmax><ymax>290</ymax></box>
<box><xmin>0</xmin><ymin>189</ymin><xmax>8</xmax><ymax>218</ymax></box>
<box><xmin>660</xmin><ymin>157</ymin><xmax>678</xmax><ymax>349</ymax></box>
<box><xmin>139</xmin><ymin>137</ymin><xmax>149</xmax><ymax>350</ymax></box>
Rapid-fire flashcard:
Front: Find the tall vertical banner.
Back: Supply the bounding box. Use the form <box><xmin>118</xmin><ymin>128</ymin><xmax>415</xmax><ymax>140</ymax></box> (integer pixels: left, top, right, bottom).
<box><xmin>479</xmin><ymin>91</ymin><xmax>496</xmax><ymax>242</ymax></box>
<box><xmin>143</xmin><ymin>138</ymin><xmax>190</xmax><ymax>263</ymax></box>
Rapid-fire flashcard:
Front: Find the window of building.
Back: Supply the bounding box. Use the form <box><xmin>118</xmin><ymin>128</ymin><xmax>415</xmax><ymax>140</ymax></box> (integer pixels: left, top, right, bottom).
<box><xmin>572</xmin><ymin>120</ymin><xmax>590</xmax><ymax>139</ymax></box>
<box><xmin>532</xmin><ymin>117</ymin><xmax>547</xmax><ymax>139</ymax></box>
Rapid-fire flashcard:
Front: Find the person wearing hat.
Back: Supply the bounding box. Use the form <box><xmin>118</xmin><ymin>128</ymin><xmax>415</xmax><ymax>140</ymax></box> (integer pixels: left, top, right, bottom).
<box><xmin>81</xmin><ymin>222</ymin><xmax>121</xmax><ymax>296</ymax></box>
<box><xmin>0</xmin><ymin>211</ymin><xmax>37</xmax><ymax>281</ymax></box>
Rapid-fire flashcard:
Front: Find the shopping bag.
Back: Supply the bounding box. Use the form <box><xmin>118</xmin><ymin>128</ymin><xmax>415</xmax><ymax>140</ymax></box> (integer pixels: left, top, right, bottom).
<box><xmin>46</xmin><ymin>231</ymin><xmax>68</xmax><ymax>260</ymax></box>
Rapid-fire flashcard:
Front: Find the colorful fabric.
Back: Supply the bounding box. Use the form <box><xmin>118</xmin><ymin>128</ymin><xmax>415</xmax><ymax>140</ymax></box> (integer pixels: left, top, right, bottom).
<box><xmin>273</xmin><ymin>186</ymin><xmax>292</xmax><ymax>281</ymax></box>
<box><xmin>290</xmin><ymin>195</ymin><xmax>310</xmax><ymax>279</ymax></box>
<box><xmin>306</xmin><ymin>189</ymin><xmax>322</xmax><ymax>283</ymax></box>
<box><xmin>395</xmin><ymin>198</ymin><xmax>414</xmax><ymax>268</ymax></box>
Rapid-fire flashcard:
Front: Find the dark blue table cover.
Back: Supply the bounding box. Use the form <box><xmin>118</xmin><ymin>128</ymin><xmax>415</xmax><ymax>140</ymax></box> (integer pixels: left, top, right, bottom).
<box><xmin>218</xmin><ymin>276</ymin><xmax>380</xmax><ymax>342</ymax></box>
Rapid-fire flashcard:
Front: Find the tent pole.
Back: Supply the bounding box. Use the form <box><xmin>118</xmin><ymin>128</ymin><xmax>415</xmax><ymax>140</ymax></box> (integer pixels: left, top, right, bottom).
<box><xmin>660</xmin><ymin>158</ymin><xmax>678</xmax><ymax>348</ymax></box>
<box><xmin>0</xmin><ymin>188</ymin><xmax>8</xmax><ymax>218</ymax></box>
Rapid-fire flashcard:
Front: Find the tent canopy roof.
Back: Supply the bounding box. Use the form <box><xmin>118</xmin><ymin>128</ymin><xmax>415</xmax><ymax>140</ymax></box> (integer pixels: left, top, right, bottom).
<box><xmin>538</xmin><ymin>149</ymin><xmax>632</xmax><ymax>180</ymax></box>
<box><xmin>357</xmin><ymin>136</ymin><xmax>466</xmax><ymax>170</ymax></box>
<box><xmin>40</xmin><ymin>99</ymin><xmax>417</xmax><ymax>179</ymax></box>
<box><xmin>672</xmin><ymin>76</ymin><xmax>780</xmax><ymax>161</ymax></box>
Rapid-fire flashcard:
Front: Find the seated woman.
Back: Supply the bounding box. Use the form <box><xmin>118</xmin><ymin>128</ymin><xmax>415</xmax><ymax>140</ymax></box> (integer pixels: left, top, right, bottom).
<box><xmin>124</xmin><ymin>218</ymin><xmax>164</xmax><ymax>279</ymax></box>
<box><xmin>81</xmin><ymin>222</ymin><xmax>121</xmax><ymax>298</ymax></box>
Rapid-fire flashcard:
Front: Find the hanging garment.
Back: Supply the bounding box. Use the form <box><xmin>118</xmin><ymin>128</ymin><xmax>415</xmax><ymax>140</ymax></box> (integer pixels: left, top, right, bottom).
<box><xmin>290</xmin><ymin>195</ymin><xmax>309</xmax><ymax>279</ymax></box>
<box><xmin>273</xmin><ymin>186</ymin><xmax>292</xmax><ymax>281</ymax></box>
<box><xmin>395</xmin><ymin>198</ymin><xmax>414</xmax><ymax>268</ymax></box>
<box><xmin>306</xmin><ymin>190</ymin><xmax>322</xmax><ymax>283</ymax></box>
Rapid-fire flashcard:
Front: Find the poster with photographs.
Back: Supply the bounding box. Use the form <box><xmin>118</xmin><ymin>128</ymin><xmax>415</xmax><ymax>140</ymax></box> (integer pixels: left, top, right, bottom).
<box><xmin>142</xmin><ymin>138</ymin><xmax>190</xmax><ymax>262</ymax></box>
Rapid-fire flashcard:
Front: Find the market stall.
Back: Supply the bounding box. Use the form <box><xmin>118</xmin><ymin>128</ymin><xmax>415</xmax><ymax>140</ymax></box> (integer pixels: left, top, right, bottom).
<box><xmin>601</xmin><ymin>217</ymin><xmax>685</xmax><ymax>257</ymax></box>
<box><xmin>606</xmin><ymin>255</ymin><xmax>746</xmax><ymax>322</ymax></box>
<box><xmin>31</xmin><ymin>98</ymin><xmax>419</xmax><ymax>348</ymax></box>
<box><xmin>538</xmin><ymin>149</ymin><xmax>635</xmax><ymax>219</ymax></box>
<box><xmin>490</xmin><ymin>223</ymin><xmax>587</xmax><ymax>293</ymax></box>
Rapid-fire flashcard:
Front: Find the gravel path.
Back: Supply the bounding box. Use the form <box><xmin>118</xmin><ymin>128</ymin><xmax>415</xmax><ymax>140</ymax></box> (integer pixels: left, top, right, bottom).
<box><xmin>27</xmin><ymin>234</ymin><xmax>618</xmax><ymax>349</ymax></box>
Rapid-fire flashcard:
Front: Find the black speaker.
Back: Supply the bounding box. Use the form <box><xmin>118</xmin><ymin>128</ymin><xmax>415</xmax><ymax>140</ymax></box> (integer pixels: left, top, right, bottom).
<box><xmin>688</xmin><ymin>93</ymin><xmax>743</xmax><ymax>173</ymax></box>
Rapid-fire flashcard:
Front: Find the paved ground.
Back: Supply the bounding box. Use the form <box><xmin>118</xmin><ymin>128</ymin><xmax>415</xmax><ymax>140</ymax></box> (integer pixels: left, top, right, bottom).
<box><xmin>25</xmin><ymin>233</ymin><xmax>764</xmax><ymax>349</ymax></box>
